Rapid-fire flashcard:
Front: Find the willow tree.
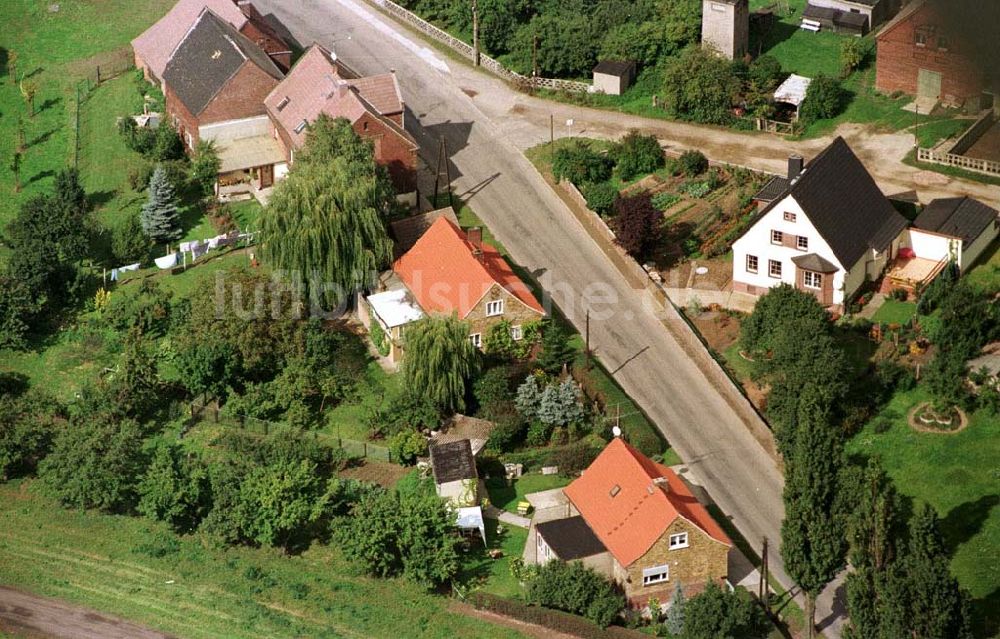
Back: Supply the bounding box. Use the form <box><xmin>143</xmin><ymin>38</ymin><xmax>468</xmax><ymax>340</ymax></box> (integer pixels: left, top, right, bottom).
<box><xmin>403</xmin><ymin>315</ymin><xmax>479</xmax><ymax>413</ymax></box>
<box><xmin>261</xmin><ymin>115</ymin><xmax>395</xmax><ymax>310</ymax></box>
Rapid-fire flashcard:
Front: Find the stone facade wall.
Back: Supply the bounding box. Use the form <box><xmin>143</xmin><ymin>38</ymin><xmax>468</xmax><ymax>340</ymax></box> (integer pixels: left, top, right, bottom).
<box><xmin>621</xmin><ymin>518</ymin><xmax>730</xmax><ymax>608</ymax></box>
<box><xmin>875</xmin><ymin>2</ymin><xmax>986</xmax><ymax>106</ymax></box>
<box><xmin>464</xmin><ymin>284</ymin><xmax>544</xmax><ymax>345</ymax></box>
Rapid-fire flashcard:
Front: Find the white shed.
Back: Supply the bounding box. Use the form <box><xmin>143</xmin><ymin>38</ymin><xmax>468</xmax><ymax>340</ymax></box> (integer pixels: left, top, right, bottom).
<box><xmin>773</xmin><ymin>74</ymin><xmax>813</xmax><ymax>120</ymax></box>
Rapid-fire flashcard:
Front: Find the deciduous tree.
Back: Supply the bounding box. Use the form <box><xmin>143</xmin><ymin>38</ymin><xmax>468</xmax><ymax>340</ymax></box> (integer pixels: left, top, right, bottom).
<box><xmin>402</xmin><ymin>315</ymin><xmax>479</xmax><ymax>413</ymax></box>
<box><xmin>611</xmin><ymin>193</ymin><xmax>662</xmax><ymax>259</ymax></box>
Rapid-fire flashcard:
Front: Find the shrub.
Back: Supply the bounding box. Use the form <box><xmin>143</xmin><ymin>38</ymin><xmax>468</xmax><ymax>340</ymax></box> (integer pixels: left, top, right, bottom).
<box><xmin>611</xmin><ymin>130</ymin><xmax>664</xmax><ymax>181</ymax></box>
<box><xmin>661</xmin><ymin>47</ymin><xmax>741</xmax><ymax>125</ymax></box>
<box><xmin>127</xmin><ymin>160</ymin><xmax>154</xmax><ymax>191</ymax></box>
<box><xmin>190</xmin><ymin>140</ymin><xmax>220</xmax><ymax>196</ymax></box>
<box><xmin>890</xmin><ymin>288</ymin><xmax>909</xmax><ymax>302</ymax></box>
<box><xmin>799</xmin><ymin>75</ymin><xmax>848</xmax><ymax>122</ymax></box>
<box><xmin>748</xmin><ymin>54</ymin><xmax>785</xmax><ymax>90</ymax></box>
<box><xmin>369</xmin><ymin>319</ymin><xmax>390</xmax><ymax>357</ymax></box>
<box><xmin>152</xmin><ymin>123</ymin><xmax>185</xmax><ymax>161</ymax></box>
<box><xmin>683</xmin><ymin>582</ymin><xmax>768</xmax><ymax>639</ymax></box>
<box><xmin>677</xmin><ymin>150</ymin><xmax>708</xmax><ymax>177</ymax></box>
<box><xmin>553</xmin><ymin>142</ymin><xmax>613</xmax><ymax>185</ymax></box>
<box><xmin>389</xmin><ymin>428</ymin><xmax>428</xmax><ymax>465</ymax></box>
<box><xmin>526</xmin><ymin>560</ymin><xmax>627</xmax><ymax>627</ymax></box>
<box><xmin>611</xmin><ymin>194</ymin><xmax>662</xmax><ymax>259</ymax></box>
<box><xmin>583</xmin><ymin>181</ymin><xmax>620</xmax><ymax>216</ymax></box>
<box><xmin>118</xmin><ymin>116</ymin><xmax>156</xmax><ymax>155</ymax></box>
<box><xmin>111</xmin><ymin>213</ymin><xmax>152</xmax><ymax>265</ymax></box>
<box><xmin>546</xmin><ymin>442</ymin><xmax>600</xmax><ymax>476</ymax></box>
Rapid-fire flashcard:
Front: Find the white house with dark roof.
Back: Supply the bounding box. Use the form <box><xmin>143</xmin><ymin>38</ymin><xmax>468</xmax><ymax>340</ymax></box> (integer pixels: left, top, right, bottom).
<box><xmin>909</xmin><ymin>197</ymin><xmax>999</xmax><ymax>271</ymax></box>
<box><xmin>733</xmin><ymin>137</ymin><xmax>908</xmax><ymax>310</ymax></box>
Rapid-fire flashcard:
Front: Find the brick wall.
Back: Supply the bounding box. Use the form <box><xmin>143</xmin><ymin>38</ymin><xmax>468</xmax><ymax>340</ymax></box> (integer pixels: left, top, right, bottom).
<box><xmin>354</xmin><ymin>112</ymin><xmax>417</xmax><ymax>194</ymax></box>
<box><xmin>464</xmin><ymin>284</ymin><xmax>544</xmax><ymax>344</ymax></box>
<box><xmin>622</xmin><ymin>518</ymin><xmax>730</xmax><ymax>608</ymax></box>
<box><xmin>199</xmin><ymin>63</ymin><xmax>280</xmax><ymax>126</ymax></box>
<box><xmin>875</xmin><ymin>2</ymin><xmax>986</xmax><ymax>104</ymax></box>
<box><xmin>239</xmin><ymin>21</ymin><xmax>292</xmax><ymax>72</ymax></box>
<box><xmin>165</xmin><ymin>85</ymin><xmax>201</xmax><ymax>150</ymax></box>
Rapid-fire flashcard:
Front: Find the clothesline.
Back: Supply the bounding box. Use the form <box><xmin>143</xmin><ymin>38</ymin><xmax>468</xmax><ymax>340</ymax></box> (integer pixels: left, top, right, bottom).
<box><xmin>104</xmin><ymin>230</ymin><xmax>258</xmax><ymax>284</ymax></box>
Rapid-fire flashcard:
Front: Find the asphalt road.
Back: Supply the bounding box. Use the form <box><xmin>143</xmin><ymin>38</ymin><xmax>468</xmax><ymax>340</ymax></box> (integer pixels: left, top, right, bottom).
<box><xmin>253</xmin><ymin>0</ymin><xmax>847</xmax><ymax>635</ymax></box>
<box><xmin>0</xmin><ymin>587</ymin><xmax>175</xmax><ymax>639</ymax></box>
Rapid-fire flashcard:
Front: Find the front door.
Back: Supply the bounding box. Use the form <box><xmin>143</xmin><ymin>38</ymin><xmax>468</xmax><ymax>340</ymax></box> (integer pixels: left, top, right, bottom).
<box><xmin>917</xmin><ymin>68</ymin><xmax>942</xmax><ymax>100</ymax></box>
<box><xmin>259</xmin><ymin>164</ymin><xmax>274</xmax><ymax>189</ymax></box>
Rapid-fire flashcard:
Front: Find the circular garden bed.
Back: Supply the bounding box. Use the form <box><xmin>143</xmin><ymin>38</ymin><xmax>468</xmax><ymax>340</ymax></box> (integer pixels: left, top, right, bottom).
<box><xmin>907</xmin><ymin>402</ymin><xmax>969</xmax><ymax>434</ymax></box>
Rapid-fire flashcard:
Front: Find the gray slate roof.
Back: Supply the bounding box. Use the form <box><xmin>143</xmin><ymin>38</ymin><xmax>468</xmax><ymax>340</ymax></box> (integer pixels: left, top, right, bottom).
<box><xmin>792</xmin><ymin>253</ymin><xmax>840</xmax><ymax>273</ymax></box>
<box><xmin>754</xmin><ymin>176</ymin><xmax>791</xmax><ymax>202</ymax></box>
<box><xmin>754</xmin><ymin>137</ymin><xmax>908</xmax><ymax>269</ymax></box>
<box><xmin>429</xmin><ymin>439</ymin><xmax>477</xmax><ymax>484</ymax></box>
<box><xmin>537</xmin><ymin>516</ymin><xmax>608</xmax><ymax>560</ymax></box>
<box><xmin>593</xmin><ymin>60</ymin><xmax>635</xmax><ymax>76</ymax></box>
<box><xmin>914</xmin><ymin>197</ymin><xmax>999</xmax><ymax>245</ymax></box>
<box><xmin>163</xmin><ymin>9</ymin><xmax>284</xmax><ymax>116</ymax></box>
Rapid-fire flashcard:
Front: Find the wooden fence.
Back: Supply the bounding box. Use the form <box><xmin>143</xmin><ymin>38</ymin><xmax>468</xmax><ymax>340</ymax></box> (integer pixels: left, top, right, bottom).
<box><xmin>755</xmin><ymin>118</ymin><xmax>799</xmax><ymax>135</ymax></box>
<box><xmin>366</xmin><ymin>0</ymin><xmax>591</xmax><ymax>93</ymax></box>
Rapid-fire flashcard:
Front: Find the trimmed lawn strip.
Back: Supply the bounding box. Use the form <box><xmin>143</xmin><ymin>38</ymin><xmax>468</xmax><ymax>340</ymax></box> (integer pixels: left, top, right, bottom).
<box><xmin>0</xmin><ymin>480</ymin><xmax>526</xmax><ymax>639</ymax></box>
<box><xmin>871</xmin><ymin>300</ymin><xmax>917</xmax><ymax>325</ymax></box>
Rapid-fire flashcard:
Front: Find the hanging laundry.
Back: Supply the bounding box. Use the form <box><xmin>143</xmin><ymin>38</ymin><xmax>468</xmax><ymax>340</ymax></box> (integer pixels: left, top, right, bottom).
<box><xmin>179</xmin><ymin>240</ymin><xmax>195</xmax><ymax>253</ymax></box>
<box><xmin>191</xmin><ymin>242</ymin><xmax>209</xmax><ymax>260</ymax></box>
<box><xmin>154</xmin><ymin>253</ymin><xmax>179</xmax><ymax>270</ymax></box>
<box><xmin>109</xmin><ymin>268</ymin><xmax>119</xmax><ymax>282</ymax></box>
<box><xmin>207</xmin><ymin>234</ymin><xmax>223</xmax><ymax>250</ymax></box>
<box><xmin>120</xmin><ymin>263</ymin><xmax>140</xmax><ymax>273</ymax></box>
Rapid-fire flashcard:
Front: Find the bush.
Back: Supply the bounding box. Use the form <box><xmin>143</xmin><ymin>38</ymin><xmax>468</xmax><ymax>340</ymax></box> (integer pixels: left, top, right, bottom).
<box><xmin>683</xmin><ymin>582</ymin><xmax>768</xmax><ymax>639</ymax></box>
<box><xmin>127</xmin><ymin>160</ymin><xmax>154</xmax><ymax>191</ymax></box>
<box><xmin>111</xmin><ymin>213</ymin><xmax>152</xmax><ymax>265</ymax></box>
<box><xmin>890</xmin><ymin>288</ymin><xmax>909</xmax><ymax>302</ymax></box>
<box><xmin>799</xmin><ymin>75</ymin><xmax>848</xmax><ymax>122</ymax></box>
<box><xmin>611</xmin><ymin>131</ymin><xmax>664</xmax><ymax>181</ymax></box>
<box><xmin>677</xmin><ymin>150</ymin><xmax>708</xmax><ymax>177</ymax></box>
<box><xmin>369</xmin><ymin>318</ymin><xmax>390</xmax><ymax>357</ymax></box>
<box><xmin>152</xmin><ymin>123</ymin><xmax>185</xmax><ymax>161</ymax></box>
<box><xmin>553</xmin><ymin>142</ymin><xmax>614</xmax><ymax>185</ymax></box>
<box><xmin>583</xmin><ymin>181</ymin><xmax>620</xmax><ymax>216</ymax></box>
<box><xmin>610</xmin><ymin>194</ymin><xmax>662</xmax><ymax>259</ymax></box>
<box><xmin>661</xmin><ymin>47</ymin><xmax>741</xmax><ymax>125</ymax></box>
<box><xmin>546</xmin><ymin>442</ymin><xmax>600</xmax><ymax>476</ymax></box>
<box><xmin>526</xmin><ymin>560</ymin><xmax>627</xmax><ymax>627</ymax></box>
<box><xmin>190</xmin><ymin>140</ymin><xmax>220</xmax><ymax>196</ymax></box>
<box><xmin>118</xmin><ymin>116</ymin><xmax>156</xmax><ymax>155</ymax></box>
<box><xmin>748</xmin><ymin>54</ymin><xmax>785</xmax><ymax>90</ymax></box>
<box><xmin>389</xmin><ymin>428</ymin><xmax>428</xmax><ymax>465</ymax></box>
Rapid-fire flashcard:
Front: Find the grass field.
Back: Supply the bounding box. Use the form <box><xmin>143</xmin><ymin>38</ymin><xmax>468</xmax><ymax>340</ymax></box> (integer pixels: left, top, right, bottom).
<box><xmin>485</xmin><ymin>474</ymin><xmax>571</xmax><ymax>513</ymax></box>
<box><xmin>967</xmin><ymin>239</ymin><xmax>1000</xmax><ymax>295</ymax></box>
<box><xmin>0</xmin><ymin>0</ymin><xmax>176</xmax><ymax>228</ymax></box>
<box><xmin>872</xmin><ymin>299</ymin><xmax>918</xmax><ymax>325</ymax></box>
<box><xmin>456</xmin><ymin>521</ymin><xmax>529</xmax><ymax>599</ymax></box>
<box><xmin>915</xmin><ymin>118</ymin><xmax>974</xmax><ymax>149</ymax></box>
<box><xmin>846</xmin><ymin>389</ymin><xmax>1000</xmax><ymax>637</ymax></box>
<box><xmin>0</xmin><ymin>480</ymin><xmax>526</xmax><ymax>639</ymax></box>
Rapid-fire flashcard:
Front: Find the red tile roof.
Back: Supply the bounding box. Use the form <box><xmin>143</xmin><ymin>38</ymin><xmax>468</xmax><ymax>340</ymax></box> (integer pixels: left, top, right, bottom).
<box><xmin>346</xmin><ymin>73</ymin><xmax>403</xmax><ymax>115</ymax></box>
<box><xmin>132</xmin><ymin>0</ymin><xmax>248</xmax><ymax>80</ymax></box>
<box><xmin>564</xmin><ymin>438</ymin><xmax>731</xmax><ymax>567</ymax></box>
<box><xmin>393</xmin><ymin>216</ymin><xmax>544</xmax><ymax>318</ymax></box>
<box><xmin>264</xmin><ymin>45</ymin><xmax>413</xmax><ymax>149</ymax></box>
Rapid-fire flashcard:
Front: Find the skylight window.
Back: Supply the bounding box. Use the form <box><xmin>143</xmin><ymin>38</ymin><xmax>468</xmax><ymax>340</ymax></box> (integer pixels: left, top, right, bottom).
<box><xmin>609</xmin><ymin>485</ymin><xmax>621</xmax><ymax>498</ymax></box>
<box><xmin>294</xmin><ymin>119</ymin><xmax>307</xmax><ymax>134</ymax></box>
<box><xmin>276</xmin><ymin>96</ymin><xmax>290</xmax><ymax>111</ymax></box>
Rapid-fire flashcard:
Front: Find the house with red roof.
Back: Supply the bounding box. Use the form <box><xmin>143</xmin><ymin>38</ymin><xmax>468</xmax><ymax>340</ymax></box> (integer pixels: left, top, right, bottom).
<box><xmin>361</xmin><ymin>212</ymin><xmax>545</xmax><ymax>363</ymax></box>
<box><xmin>132</xmin><ymin>0</ymin><xmax>291</xmax><ymax>87</ymax></box>
<box><xmin>533</xmin><ymin>437</ymin><xmax>731</xmax><ymax>608</ymax></box>
<box><xmin>264</xmin><ymin>44</ymin><xmax>419</xmax><ymax>202</ymax></box>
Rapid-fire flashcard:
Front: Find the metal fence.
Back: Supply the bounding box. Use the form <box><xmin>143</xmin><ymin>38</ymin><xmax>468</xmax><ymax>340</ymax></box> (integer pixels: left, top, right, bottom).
<box><xmin>366</xmin><ymin>0</ymin><xmax>592</xmax><ymax>93</ymax></box>
<box><xmin>71</xmin><ymin>47</ymin><xmax>135</xmax><ymax>168</ymax></box>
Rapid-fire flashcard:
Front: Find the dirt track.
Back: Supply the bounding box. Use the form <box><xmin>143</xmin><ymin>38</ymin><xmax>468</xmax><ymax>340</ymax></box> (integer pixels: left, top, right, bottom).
<box><xmin>0</xmin><ymin>587</ymin><xmax>175</xmax><ymax>639</ymax></box>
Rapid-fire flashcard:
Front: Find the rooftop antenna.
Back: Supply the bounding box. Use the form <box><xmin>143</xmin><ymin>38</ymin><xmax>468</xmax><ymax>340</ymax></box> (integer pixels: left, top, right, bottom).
<box><xmin>612</xmin><ymin>426</ymin><xmax>622</xmax><ymax>438</ymax></box>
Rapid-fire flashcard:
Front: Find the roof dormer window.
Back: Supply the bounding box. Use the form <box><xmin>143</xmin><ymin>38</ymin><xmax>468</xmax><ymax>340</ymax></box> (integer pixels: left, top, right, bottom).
<box><xmin>276</xmin><ymin>96</ymin><xmax>290</xmax><ymax>111</ymax></box>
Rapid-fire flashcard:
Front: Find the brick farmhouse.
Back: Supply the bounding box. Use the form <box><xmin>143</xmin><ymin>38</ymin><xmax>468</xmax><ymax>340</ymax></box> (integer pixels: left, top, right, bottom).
<box><xmin>875</xmin><ymin>0</ymin><xmax>991</xmax><ymax>111</ymax></box>
<box><xmin>360</xmin><ymin>213</ymin><xmax>545</xmax><ymax>363</ymax></box>
<box><xmin>532</xmin><ymin>438</ymin><xmax>732</xmax><ymax>608</ymax></box>
<box><xmin>264</xmin><ymin>44</ymin><xmax>418</xmax><ymax>201</ymax></box>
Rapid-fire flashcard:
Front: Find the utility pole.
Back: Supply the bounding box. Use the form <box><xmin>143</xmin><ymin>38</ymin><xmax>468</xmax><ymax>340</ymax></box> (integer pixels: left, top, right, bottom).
<box><xmin>532</xmin><ymin>35</ymin><xmax>539</xmax><ymax>78</ymax></box>
<box><xmin>585</xmin><ymin>309</ymin><xmax>591</xmax><ymax>364</ymax></box>
<box><xmin>550</xmin><ymin>113</ymin><xmax>555</xmax><ymax>165</ymax></box>
<box><xmin>432</xmin><ymin>136</ymin><xmax>453</xmax><ymax>209</ymax></box>
<box><xmin>471</xmin><ymin>0</ymin><xmax>480</xmax><ymax>67</ymax></box>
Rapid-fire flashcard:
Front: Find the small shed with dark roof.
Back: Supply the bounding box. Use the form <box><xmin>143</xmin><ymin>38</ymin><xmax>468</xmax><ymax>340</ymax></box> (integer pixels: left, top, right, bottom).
<box><xmin>537</xmin><ymin>516</ymin><xmax>608</xmax><ymax>562</ymax></box>
<box><xmin>429</xmin><ymin>439</ymin><xmax>479</xmax><ymax>507</ymax></box>
<box><xmin>592</xmin><ymin>60</ymin><xmax>637</xmax><ymax>96</ymax></box>
<box><xmin>912</xmin><ymin>197</ymin><xmax>999</xmax><ymax>270</ymax></box>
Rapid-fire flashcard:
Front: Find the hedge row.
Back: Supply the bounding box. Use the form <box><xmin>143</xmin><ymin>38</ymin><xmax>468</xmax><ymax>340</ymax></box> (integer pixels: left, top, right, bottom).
<box><xmin>468</xmin><ymin>592</ymin><xmax>646</xmax><ymax>639</ymax></box>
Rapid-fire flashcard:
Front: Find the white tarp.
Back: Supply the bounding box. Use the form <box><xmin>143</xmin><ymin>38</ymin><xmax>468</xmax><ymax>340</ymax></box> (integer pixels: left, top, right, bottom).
<box><xmin>773</xmin><ymin>74</ymin><xmax>813</xmax><ymax>108</ymax></box>
<box><xmin>367</xmin><ymin>289</ymin><xmax>425</xmax><ymax>328</ymax></box>
<box><xmin>455</xmin><ymin>506</ymin><xmax>486</xmax><ymax>544</ymax></box>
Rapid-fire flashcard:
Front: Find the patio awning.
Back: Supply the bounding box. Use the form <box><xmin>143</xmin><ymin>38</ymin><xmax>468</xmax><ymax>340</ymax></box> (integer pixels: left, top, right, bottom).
<box><xmin>774</xmin><ymin>74</ymin><xmax>813</xmax><ymax>108</ymax></box>
<box><xmin>215</xmin><ymin>135</ymin><xmax>286</xmax><ymax>173</ymax></box>
<box><xmin>456</xmin><ymin>506</ymin><xmax>486</xmax><ymax>544</ymax></box>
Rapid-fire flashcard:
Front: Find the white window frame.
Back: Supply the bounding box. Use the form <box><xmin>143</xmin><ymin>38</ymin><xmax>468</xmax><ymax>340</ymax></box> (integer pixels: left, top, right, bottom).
<box><xmin>486</xmin><ymin>300</ymin><xmax>504</xmax><ymax>317</ymax></box>
<box><xmin>797</xmin><ymin>236</ymin><xmax>809</xmax><ymax>251</ymax></box>
<box><xmin>771</xmin><ymin>230</ymin><xmax>783</xmax><ymax>245</ymax></box>
<box><xmin>804</xmin><ymin>271</ymin><xmax>822</xmax><ymax>289</ymax></box>
<box><xmin>783</xmin><ymin>211</ymin><xmax>797</xmax><ymax>222</ymax></box>
<box><xmin>746</xmin><ymin>254</ymin><xmax>758</xmax><ymax>274</ymax></box>
<box><xmin>470</xmin><ymin>333</ymin><xmax>482</xmax><ymax>348</ymax></box>
<box><xmin>769</xmin><ymin>259</ymin><xmax>782</xmax><ymax>279</ymax></box>
<box><xmin>669</xmin><ymin>532</ymin><xmax>689</xmax><ymax>549</ymax></box>
<box><xmin>642</xmin><ymin>564</ymin><xmax>669</xmax><ymax>586</ymax></box>
<box><xmin>511</xmin><ymin>325</ymin><xmax>523</xmax><ymax>341</ymax></box>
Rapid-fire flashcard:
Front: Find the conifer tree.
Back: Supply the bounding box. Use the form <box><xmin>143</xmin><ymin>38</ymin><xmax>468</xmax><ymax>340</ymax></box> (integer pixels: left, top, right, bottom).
<box><xmin>664</xmin><ymin>580</ymin><xmax>686</xmax><ymax>636</ymax></box>
<box><xmin>141</xmin><ymin>164</ymin><xmax>182</xmax><ymax>243</ymax></box>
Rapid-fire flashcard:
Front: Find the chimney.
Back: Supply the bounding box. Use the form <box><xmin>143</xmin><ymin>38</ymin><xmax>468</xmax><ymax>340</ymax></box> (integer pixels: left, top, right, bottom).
<box><xmin>467</xmin><ymin>227</ymin><xmax>483</xmax><ymax>259</ymax></box>
<box><xmin>788</xmin><ymin>154</ymin><xmax>804</xmax><ymax>180</ymax></box>
<box><xmin>653</xmin><ymin>477</ymin><xmax>669</xmax><ymax>492</ymax></box>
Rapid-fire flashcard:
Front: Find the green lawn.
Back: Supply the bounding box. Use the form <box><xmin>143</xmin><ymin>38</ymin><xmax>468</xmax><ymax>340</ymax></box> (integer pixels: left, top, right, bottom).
<box><xmin>456</xmin><ymin>520</ymin><xmax>529</xmax><ymax>599</ymax></box>
<box><xmin>485</xmin><ymin>474</ymin><xmax>571</xmax><ymax>513</ymax></box>
<box><xmin>847</xmin><ymin>389</ymin><xmax>1000</xmax><ymax>636</ymax></box>
<box><xmin>915</xmin><ymin>118</ymin><xmax>973</xmax><ymax>149</ymax></box>
<box><xmin>0</xmin><ymin>480</ymin><xmax>526</xmax><ymax>639</ymax></box>
<box><xmin>872</xmin><ymin>300</ymin><xmax>918</xmax><ymax>325</ymax></box>
<box><xmin>0</xmin><ymin>0</ymin><xmax>176</xmax><ymax>229</ymax></box>
<box><xmin>748</xmin><ymin>0</ymin><xmax>844</xmax><ymax>78</ymax></box>
<box><xmin>322</xmin><ymin>361</ymin><xmax>401</xmax><ymax>442</ymax></box>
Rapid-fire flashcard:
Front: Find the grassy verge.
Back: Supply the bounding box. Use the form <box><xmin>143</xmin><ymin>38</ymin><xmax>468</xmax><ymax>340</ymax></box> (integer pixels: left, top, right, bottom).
<box><xmin>456</xmin><ymin>521</ymin><xmax>529</xmax><ymax>599</ymax></box>
<box><xmin>0</xmin><ymin>480</ymin><xmax>525</xmax><ymax>639</ymax></box>
<box><xmin>903</xmin><ymin>148</ymin><xmax>1000</xmax><ymax>187</ymax></box>
<box><xmin>846</xmin><ymin>388</ymin><xmax>1000</xmax><ymax>636</ymax></box>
